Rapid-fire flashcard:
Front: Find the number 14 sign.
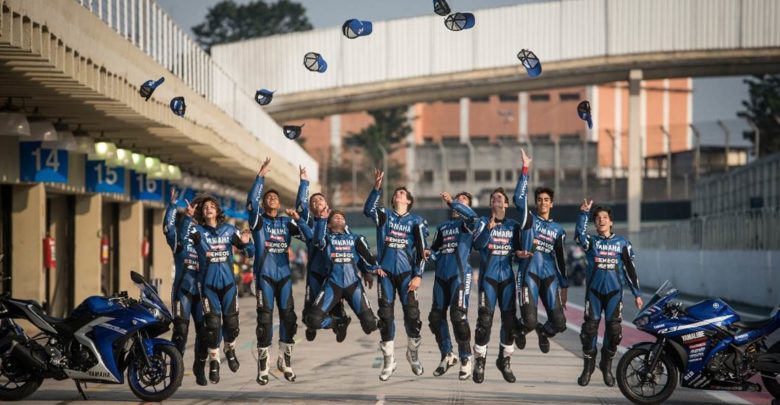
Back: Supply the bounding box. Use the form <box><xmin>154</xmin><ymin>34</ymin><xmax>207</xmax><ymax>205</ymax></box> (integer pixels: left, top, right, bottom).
<box><xmin>19</xmin><ymin>141</ymin><xmax>69</xmax><ymax>183</ymax></box>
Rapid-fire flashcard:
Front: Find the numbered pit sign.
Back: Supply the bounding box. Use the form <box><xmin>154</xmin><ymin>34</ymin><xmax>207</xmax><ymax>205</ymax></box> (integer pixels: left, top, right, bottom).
<box><xmin>19</xmin><ymin>141</ymin><xmax>69</xmax><ymax>183</ymax></box>
<box><xmin>85</xmin><ymin>160</ymin><xmax>126</xmax><ymax>194</ymax></box>
<box><xmin>130</xmin><ymin>171</ymin><xmax>164</xmax><ymax>202</ymax></box>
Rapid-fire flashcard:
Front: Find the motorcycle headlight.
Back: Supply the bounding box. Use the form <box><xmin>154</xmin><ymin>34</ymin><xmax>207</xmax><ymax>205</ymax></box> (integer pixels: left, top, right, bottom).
<box><xmin>634</xmin><ymin>315</ymin><xmax>650</xmax><ymax>328</ymax></box>
<box><xmin>151</xmin><ymin>307</ymin><xmax>163</xmax><ymax>321</ymax></box>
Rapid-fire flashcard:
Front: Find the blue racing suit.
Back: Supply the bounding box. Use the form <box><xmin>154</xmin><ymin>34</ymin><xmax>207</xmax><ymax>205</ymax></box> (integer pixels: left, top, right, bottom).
<box><xmin>163</xmin><ymin>201</ymin><xmax>204</xmax><ymax>356</ymax></box>
<box><xmin>186</xmin><ymin>218</ymin><xmax>254</xmax><ymax>351</ymax></box>
<box><xmin>428</xmin><ymin>202</ymin><xmax>483</xmax><ymax>360</ymax></box>
<box><xmin>248</xmin><ymin>175</ymin><xmax>313</xmax><ymax>348</ymax></box>
<box><xmin>363</xmin><ymin>188</ymin><xmax>428</xmax><ymax>342</ymax></box>
<box><xmin>303</xmin><ymin>218</ymin><xmax>379</xmax><ymax>335</ymax></box>
<box><xmin>575</xmin><ymin>209</ymin><xmax>640</xmax><ymax>357</ymax></box>
<box><xmin>471</xmin><ymin>214</ymin><xmax>522</xmax><ymax>351</ymax></box>
<box><xmin>514</xmin><ymin>167</ymin><xmax>568</xmax><ymax>338</ymax></box>
<box><xmin>295</xmin><ymin>180</ymin><xmax>350</xmax><ymax>331</ymax></box>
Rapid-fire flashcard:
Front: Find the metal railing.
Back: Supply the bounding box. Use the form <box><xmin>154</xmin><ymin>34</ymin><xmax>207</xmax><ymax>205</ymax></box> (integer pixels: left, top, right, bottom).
<box><xmin>633</xmin><ymin>208</ymin><xmax>780</xmax><ymax>250</ymax></box>
<box><xmin>74</xmin><ymin>0</ymin><xmax>318</xmax><ymax>177</ymax></box>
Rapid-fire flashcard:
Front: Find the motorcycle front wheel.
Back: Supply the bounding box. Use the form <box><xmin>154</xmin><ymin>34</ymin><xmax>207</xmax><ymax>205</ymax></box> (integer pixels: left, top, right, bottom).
<box><xmin>617</xmin><ymin>347</ymin><xmax>678</xmax><ymax>405</ymax></box>
<box><xmin>127</xmin><ymin>343</ymin><xmax>183</xmax><ymax>402</ymax></box>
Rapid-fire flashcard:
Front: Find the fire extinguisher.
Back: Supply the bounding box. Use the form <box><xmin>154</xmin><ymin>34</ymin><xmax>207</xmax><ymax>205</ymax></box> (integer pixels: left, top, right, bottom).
<box><xmin>43</xmin><ymin>234</ymin><xmax>57</xmax><ymax>271</ymax></box>
<box><xmin>101</xmin><ymin>234</ymin><xmax>110</xmax><ymax>265</ymax></box>
<box><xmin>141</xmin><ymin>237</ymin><xmax>150</xmax><ymax>259</ymax></box>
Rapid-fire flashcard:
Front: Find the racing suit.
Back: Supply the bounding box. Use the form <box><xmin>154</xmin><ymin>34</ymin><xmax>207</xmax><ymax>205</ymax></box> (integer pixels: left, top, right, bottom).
<box><xmin>163</xmin><ymin>201</ymin><xmax>204</xmax><ymax>357</ymax></box>
<box><xmin>304</xmin><ymin>218</ymin><xmax>379</xmax><ymax>335</ymax></box>
<box><xmin>514</xmin><ymin>167</ymin><xmax>568</xmax><ymax>340</ymax></box>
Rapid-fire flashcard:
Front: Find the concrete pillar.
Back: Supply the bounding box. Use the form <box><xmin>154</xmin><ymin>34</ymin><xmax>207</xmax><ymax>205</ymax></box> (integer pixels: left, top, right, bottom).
<box><xmin>459</xmin><ymin>97</ymin><xmax>470</xmax><ymax>143</ymax></box>
<box><xmin>330</xmin><ymin>114</ymin><xmax>342</xmax><ymax>206</ymax></box>
<box><xmin>405</xmin><ymin>105</ymin><xmax>416</xmax><ymax>193</ymax></box>
<box><xmin>118</xmin><ymin>201</ymin><xmax>144</xmax><ymax>294</ymax></box>
<box><xmin>517</xmin><ymin>92</ymin><xmax>528</xmax><ymax>142</ymax></box>
<box><xmin>628</xmin><ymin>69</ymin><xmax>644</xmax><ymax>233</ymax></box>
<box><xmin>11</xmin><ymin>184</ymin><xmax>45</xmax><ymax>302</ymax></box>
<box><xmin>150</xmin><ymin>208</ymin><xmax>173</xmax><ymax>305</ymax></box>
<box><xmin>74</xmin><ymin>194</ymin><xmax>102</xmax><ymax>304</ymax></box>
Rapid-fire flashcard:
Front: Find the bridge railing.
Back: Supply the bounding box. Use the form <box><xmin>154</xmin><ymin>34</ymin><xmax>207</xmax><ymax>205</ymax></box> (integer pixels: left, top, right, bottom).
<box><xmin>633</xmin><ymin>208</ymin><xmax>780</xmax><ymax>250</ymax></box>
<box><xmin>73</xmin><ymin>0</ymin><xmax>318</xmax><ymax>178</ymax></box>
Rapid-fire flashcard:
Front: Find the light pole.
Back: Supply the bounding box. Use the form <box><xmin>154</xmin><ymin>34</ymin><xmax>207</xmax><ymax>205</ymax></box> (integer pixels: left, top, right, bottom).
<box><xmin>717</xmin><ymin>120</ymin><xmax>730</xmax><ymax>172</ymax></box>
<box><xmin>660</xmin><ymin>125</ymin><xmax>672</xmax><ymax>199</ymax></box>
<box><xmin>689</xmin><ymin>124</ymin><xmax>701</xmax><ymax>181</ymax></box>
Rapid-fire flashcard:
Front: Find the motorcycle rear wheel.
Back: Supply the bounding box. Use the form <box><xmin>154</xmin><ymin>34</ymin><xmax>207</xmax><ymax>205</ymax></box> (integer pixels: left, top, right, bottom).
<box><xmin>763</xmin><ymin>341</ymin><xmax>780</xmax><ymax>400</ymax></box>
<box><xmin>0</xmin><ymin>343</ymin><xmax>43</xmax><ymax>401</ymax></box>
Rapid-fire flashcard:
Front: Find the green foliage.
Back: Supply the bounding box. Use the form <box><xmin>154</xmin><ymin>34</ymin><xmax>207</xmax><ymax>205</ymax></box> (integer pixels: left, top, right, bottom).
<box><xmin>193</xmin><ymin>0</ymin><xmax>313</xmax><ymax>51</ymax></box>
<box><xmin>740</xmin><ymin>75</ymin><xmax>780</xmax><ymax>156</ymax></box>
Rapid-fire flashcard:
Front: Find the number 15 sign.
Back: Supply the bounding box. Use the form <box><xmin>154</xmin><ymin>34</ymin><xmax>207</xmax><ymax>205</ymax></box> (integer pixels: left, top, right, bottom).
<box><xmin>85</xmin><ymin>160</ymin><xmax>126</xmax><ymax>194</ymax></box>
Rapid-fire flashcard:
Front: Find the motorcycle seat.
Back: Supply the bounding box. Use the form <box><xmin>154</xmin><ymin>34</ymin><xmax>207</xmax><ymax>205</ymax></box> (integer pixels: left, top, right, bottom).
<box><xmin>15</xmin><ymin>299</ymin><xmax>91</xmax><ymax>336</ymax></box>
<box><xmin>732</xmin><ymin>318</ymin><xmax>775</xmax><ymax>330</ymax></box>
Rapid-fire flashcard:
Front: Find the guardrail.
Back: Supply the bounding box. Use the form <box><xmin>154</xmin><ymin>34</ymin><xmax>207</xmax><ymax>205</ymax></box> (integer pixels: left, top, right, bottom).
<box><xmin>73</xmin><ymin>0</ymin><xmax>318</xmax><ymax>177</ymax></box>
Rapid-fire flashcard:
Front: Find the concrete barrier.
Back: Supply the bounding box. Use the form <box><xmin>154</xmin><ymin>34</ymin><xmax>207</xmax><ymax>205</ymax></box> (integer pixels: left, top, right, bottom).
<box><xmin>636</xmin><ymin>249</ymin><xmax>780</xmax><ymax>308</ymax></box>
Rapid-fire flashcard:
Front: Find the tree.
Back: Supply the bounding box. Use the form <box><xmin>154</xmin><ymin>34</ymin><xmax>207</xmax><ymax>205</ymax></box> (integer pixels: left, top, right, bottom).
<box><xmin>740</xmin><ymin>75</ymin><xmax>780</xmax><ymax>157</ymax></box>
<box><xmin>193</xmin><ymin>0</ymin><xmax>313</xmax><ymax>51</ymax></box>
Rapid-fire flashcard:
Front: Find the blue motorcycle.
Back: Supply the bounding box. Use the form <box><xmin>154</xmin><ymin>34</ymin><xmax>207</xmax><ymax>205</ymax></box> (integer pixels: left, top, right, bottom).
<box><xmin>616</xmin><ymin>281</ymin><xmax>780</xmax><ymax>404</ymax></box>
<box><xmin>0</xmin><ymin>270</ymin><xmax>183</xmax><ymax>401</ymax></box>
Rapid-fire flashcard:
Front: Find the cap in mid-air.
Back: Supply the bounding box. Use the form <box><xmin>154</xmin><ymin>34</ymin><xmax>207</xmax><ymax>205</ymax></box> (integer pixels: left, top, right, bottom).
<box><xmin>342</xmin><ymin>19</ymin><xmax>373</xmax><ymax>39</ymax></box>
<box><xmin>255</xmin><ymin>89</ymin><xmax>275</xmax><ymax>106</ymax></box>
<box><xmin>304</xmin><ymin>52</ymin><xmax>328</xmax><ymax>73</ymax></box>
<box><xmin>444</xmin><ymin>12</ymin><xmax>476</xmax><ymax>31</ymax></box>
<box><xmin>283</xmin><ymin>124</ymin><xmax>304</xmax><ymax>140</ymax></box>
<box><xmin>517</xmin><ymin>49</ymin><xmax>542</xmax><ymax>77</ymax></box>
<box><xmin>139</xmin><ymin>77</ymin><xmax>164</xmax><ymax>101</ymax></box>
<box><xmin>433</xmin><ymin>0</ymin><xmax>451</xmax><ymax>16</ymax></box>
<box><xmin>170</xmin><ymin>96</ymin><xmax>186</xmax><ymax>117</ymax></box>
<box><xmin>577</xmin><ymin>100</ymin><xmax>593</xmax><ymax>129</ymax></box>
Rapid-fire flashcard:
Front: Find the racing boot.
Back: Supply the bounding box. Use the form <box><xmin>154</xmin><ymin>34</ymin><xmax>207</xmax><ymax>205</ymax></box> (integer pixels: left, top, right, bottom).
<box><xmin>458</xmin><ymin>355</ymin><xmax>473</xmax><ymax>380</ymax></box>
<box><xmin>379</xmin><ymin>341</ymin><xmax>397</xmax><ymax>381</ymax></box>
<box><xmin>472</xmin><ymin>355</ymin><xmax>486</xmax><ymax>384</ymax></box>
<box><xmin>208</xmin><ymin>349</ymin><xmax>220</xmax><ymax>384</ymax></box>
<box><xmin>256</xmin><ymin>346</ymin><xmax>270</xmax><ymax>385</ymax></box>
<box><xmin>433</xmin><ymin>352</ymin><xmax>458</xmax><ymax>377</ymax></box>
<box><xmin>535</xmin><ymin>324</ymin><xmax>550</xmax><ymax>354</ymax></box>
<box><xmin>305</xmin><ymin>328</ymin><xmax>317</xmax><ymax>342</ymax></box>
<box><xmin>277</xmin><ymin>342</ymin><xmax>296</xmax><ymax>382</ymax></box>
<box><xmin>193</xmin><ymin>357</ymin><xmax>208</xmax><ymax>386</ymax></box>
<box><xmin>600</xmin><ymin>349</ymin><xmax>616</xmax><ymax>387</ymax></box>
<box><xmin>514</xmin><ymin>322</ymin><xmax>526</xmax><ymax>350</ymax></box>
<box><xmin>333</xmin><ymin>316</ymin><xmax>352</xmax><ymax>343</ymax></box>
<box><xmin>224</xmin><ymin>341</ymin><xmax>240</xmax><ymax>372</ymax></box>
<box><xmin>577</xmin><ymin>350</ymin><xmax>597</xmax><ymax>386</ymax></box>
<box><xmin>406</xmin><ymin>337</ymin><xmax>424</xmax><ymax>376</ymax></box>
<box><xmin>495</xmin><ymin>344</ymin><xmax>516</xmax><ymax>383</ymax></box>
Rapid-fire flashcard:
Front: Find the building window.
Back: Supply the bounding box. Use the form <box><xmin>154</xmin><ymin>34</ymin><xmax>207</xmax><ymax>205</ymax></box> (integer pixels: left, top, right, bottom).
<box><xmin>442</xmin><ymin>98</ymin><xmax>460</xmax><ymax>103</ymax></box>
<box><xmin>423</xmin><ymin>136</ymin><xmax>435</xmax><ymax>144</ymax></box>
<box><xmin>449</xmin><ymin>170</ymin><xmax>467</xmax><ymax>182</ymax></box>
<box><xmin>470</xmin><ymin>95</ymin><xmax>490</xmax><ymax>103</ymax></box>
<box><xmin>471</xmin><ymin>135</ymin><xmax>490</xmax><ymax>144</ymax></box>
<box><xmin>498</xmin><ymin>93</ymin><xmax>517</xmax><ymax>102</ymax></box>
<box><xmin>531</xmin><ymin>133</ymin><xmax>551</xmax><ymax>141</ymax></box>
<box><xmin>495</xmin><ymin>170</ymin><xmax>502</xmax><ymax>182</ymax></box>
<box><xmin>421</xmin><ymin>170</ymin><xmax>434</xmax><ymax>183</ymax></box>
<box><xmin>475</xmin><ymin>170</ymin><xmax>492</xmax><ymax>182</ymax></box>
<box><xmin>530</xmin><ymin>93</ymin><xmax>550</xmax><ymax>102</ymax></box>
<box><xmin>559</xmin><ymin>92</ymin><xmax>581</xmax><ymax>101</ymax></box>
<box><xmin>559</xmin><ymin>132</ymin><xmax>580</xmax><ymax>141</ymax></box>
<box><xmin>504</xmin><ymin>170</ymin><xmax>514</xmax><ymax>182</ymax></box>
<box><xmin>497</xmin><ymin>135</ymin><xmax>517</xmax><ymax>143</ymax></box>
<box><xmin>442</xmin><ymin>137</ymin><xmax>460</xmax><ymax>145</ymax></box>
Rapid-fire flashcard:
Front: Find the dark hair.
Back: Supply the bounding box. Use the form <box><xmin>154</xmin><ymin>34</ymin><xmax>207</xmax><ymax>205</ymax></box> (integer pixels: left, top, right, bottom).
<box><xmin>592</xmin><ymin>206</ymin><xmax>613</xmax><ymax>222</ymax></box>
<box><xmin>490</xmin><ymin>187</ymin><xmax>509</xmax><ymax>204</ymax></box>
<box><xmin>262</xmin><ymin>189</ymin><xmax>280</xmax><ymax>210</ymax></box>
<box><xmin>194</xmin><ymin>194</ymin><xmax>226</xmax><ymax>225</ymax></box>
<box><xmin>534</xmin><ymin>187</ymin><xmax>555</xmax><ymax>202</ymax></box>
<box><xmin>393</xmin><ymin>186</ymin><xmax>414</xmax><ymax>210</ymax></box>
<box><xmin>454</xmin><ymin>191</ymin><xmax>473</xmax><ymax>207</ymax></box>
<box><xmin>308</xmin><ymin>192</ymin><xmax>326</xmax><ymax>207</ymax></box>
<box><xmin>328</xmin><ymin>209</ymin><xmax>346</xmax><ymax>224</ymax></box>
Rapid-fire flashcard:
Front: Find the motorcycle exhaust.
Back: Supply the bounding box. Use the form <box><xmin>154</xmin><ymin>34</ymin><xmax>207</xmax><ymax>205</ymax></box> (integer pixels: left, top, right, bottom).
<box><xmin>4</xmin><ymin>339</ymin><xmax>47</xmax><ymax>371</ymax></box>
<box><xmin>755</xmin><ymin>353</ymin><xmax>780</xmax><ymax>374</ymax></box>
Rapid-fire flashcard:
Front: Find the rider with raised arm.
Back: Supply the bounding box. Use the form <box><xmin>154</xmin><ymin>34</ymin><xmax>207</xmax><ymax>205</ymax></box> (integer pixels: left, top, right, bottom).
<box><xmin>364</xmin><ymin>169</ymin><xmax>429</xmax><ymax>381</ymax></box>
<box><xmin>184</xmin><ymin>195</ymin><xmax>254</xmax><ymax>384</ymax></box>
<box><xmin>513</xmin><ymin>149</ymin><xmax>569</xmax><ymax>354</ymax></box>
<box><xmin>247</xmin><ymin>158</ymin><xmax>313</xmax><ymax>385</ymax></box>
<box><xmin>427</xmin><ymin>191</ymin><xmax>483</xmax><ymax>380</ymax></box>
<box><xmin>163</xmin><ymin>187</ymin><xmax>207</xmax><ymax>385</ymax></box>
<box><xmin>575</xmin><ymin>199</ymin><xmax>643</xmax><ymax>387</ymax></box>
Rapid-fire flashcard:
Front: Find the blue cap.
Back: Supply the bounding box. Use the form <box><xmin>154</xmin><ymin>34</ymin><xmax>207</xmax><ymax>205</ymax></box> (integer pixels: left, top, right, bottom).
<box><xmin>342</xmin><ymin>19</ymin><xmax>373</xmax><ymax>39</ymax></box>
<box><xmin>304</xmin><ymin>52</ymin><xmax>328</xmax><ymax>73</ymax></box>
<box><xmin>517</xmin><ymin>49</ymin><xmax>542</xmax><ymax>77</ymax></box>
<box><xmin>170</xmin><ymin>96</ymin><xmax>186</xmax><ymax>117</ymax></box>
<box><xmin>283</xmin><ymin>124</ymin><xmax>304</xmax><ymax>140</ymax></box>
<box><xmin>577</xmin><ymin>100</ymin><xmax>593</xmax><ymax>129</ymax></box>
<box><xmin>433</xmin><ymin>0</ymin><xmax>451</xmax><ymax>16</ymax></box>
<box><xmin>139</xmin><ymin>77</ymin><xmax>164</xmax><ymax>101</ymax></box>
<box><xmin>444</xmin><ymin>12</ymin><xmax>476</xmax><ymax>31</ymax></box>
<box><xmin>255</xmin><ymin>89</ymin><xmax>275</xmax><ymax>106</ymax></box>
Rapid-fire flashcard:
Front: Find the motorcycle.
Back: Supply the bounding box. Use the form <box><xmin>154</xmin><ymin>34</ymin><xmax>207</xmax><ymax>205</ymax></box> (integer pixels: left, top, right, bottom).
<box><xmin>616</xmin><ymin>281</ymin><xmax>780</xmax><ymax>404</ymax></box>
<box><xmin>0</xmin><ymin>268</ymin><xmax>183</xmax><ymax>401</ymax></box>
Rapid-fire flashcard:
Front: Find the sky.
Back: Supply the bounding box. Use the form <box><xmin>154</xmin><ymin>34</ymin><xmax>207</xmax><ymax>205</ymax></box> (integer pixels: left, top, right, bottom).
<box><xmin>156</xmin><ymin>0</ymin><xmax>752</xmax><ymax>126</ymax></box>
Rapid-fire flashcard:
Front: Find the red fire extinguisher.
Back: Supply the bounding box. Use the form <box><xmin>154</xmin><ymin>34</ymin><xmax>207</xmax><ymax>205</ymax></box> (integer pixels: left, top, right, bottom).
<box><xmin>43</xmin><ymin>235</ymin><xmax>57</xmax><ymax>271</ymax></box>
<box><xmin>101</xmin><ymin>234</ymin><xmax>110</xmax><ymax>265</ymax></box>
<box><xmin>141</xmin><ymin>237</ymin><xmax>150</xmax><ymax>259</ymax></box>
